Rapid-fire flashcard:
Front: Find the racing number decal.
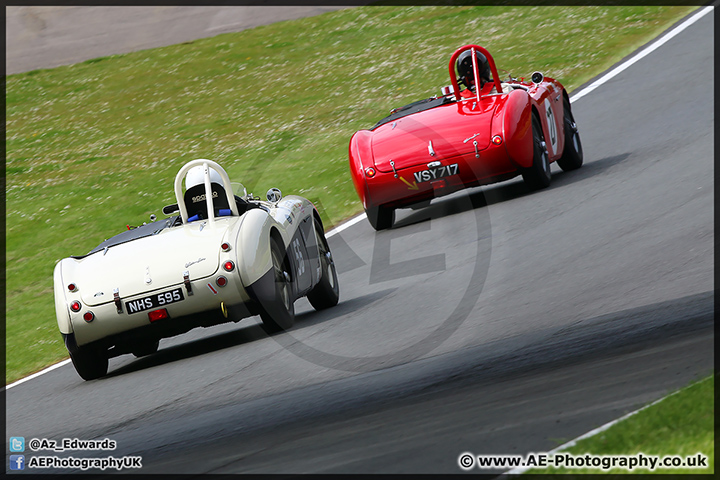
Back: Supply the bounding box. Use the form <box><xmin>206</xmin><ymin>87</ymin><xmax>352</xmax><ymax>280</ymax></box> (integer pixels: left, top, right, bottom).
<box><xmin>292</xmin><ymin>238</ymin><xmax>305</xmax><ymax>277</ymax></box>
<box><xmin>543</xmin><ymin>98</ymin><xmax>558</xmax><ymax>155</ymax></box>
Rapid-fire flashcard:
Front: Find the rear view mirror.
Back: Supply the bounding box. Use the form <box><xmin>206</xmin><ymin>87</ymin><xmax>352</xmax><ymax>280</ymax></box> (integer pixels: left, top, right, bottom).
<box><xmin>266</xmin><ymin>188</ymin><xmax>282</xmax><ymax>203</ymax></box>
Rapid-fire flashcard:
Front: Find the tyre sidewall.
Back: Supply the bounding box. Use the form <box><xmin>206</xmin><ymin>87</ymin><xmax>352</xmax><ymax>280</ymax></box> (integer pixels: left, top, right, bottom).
<box><xmin>307</xmin><ymin>219</ymin><xmax>339</xmax><ymax>310</ymax></box>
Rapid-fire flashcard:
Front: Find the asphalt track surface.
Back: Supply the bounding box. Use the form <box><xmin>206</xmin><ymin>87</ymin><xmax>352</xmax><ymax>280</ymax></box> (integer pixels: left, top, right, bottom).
<box><xmin>5</xmin><ymin>8</ymin><xmax>714</xmax><ymax>475</ymax></box>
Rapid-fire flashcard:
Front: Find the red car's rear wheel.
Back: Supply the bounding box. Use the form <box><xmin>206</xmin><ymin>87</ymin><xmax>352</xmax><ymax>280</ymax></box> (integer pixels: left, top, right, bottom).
<box><xmin>522</xmin><ymin>114</ymin><xmax>552</xmax><ymax>190</ymax></box>
<box><xmin>557</xmin><ymin>96</ymin><xmax>583</xmax><ymax>171</ymax></box>
<box><xmin>366</xmin><ymin>205</ymin><xmax>395</xmax><ymax>231</ymax></box>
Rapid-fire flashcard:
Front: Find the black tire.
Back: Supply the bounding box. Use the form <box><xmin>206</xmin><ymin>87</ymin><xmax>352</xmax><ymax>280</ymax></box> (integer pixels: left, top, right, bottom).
<box><xmin>258</xmin><ymin>237</ymin><xmax>295</xmax><ymax>332</ymax></box>
<box><xmin>366</xmin><ymin>205</ymin><xmax>395</xmax><ymax>231</ymax></box>
<box><xmin>307</xmin><ymin>218</ymin><xmax>339</xmax><ymax>310</ymax></box>
<box><xmin>69</xmin><ymin>345</ymin><xmax>108</xmax><ymax>381</ymax></box>
<box><xmin>131</xmin><ymin>339</ymin><xmax>159</xmax><ymax>358</ymax></box>
<box><xmin>522</xmin><ymin>114</ymin><xmax>552</xmax><ymax>190</ymax></box>
<box><xmin>557</xmin><ymin>96</ymin><xmax>583</xmax><ymax>171</ymax></box>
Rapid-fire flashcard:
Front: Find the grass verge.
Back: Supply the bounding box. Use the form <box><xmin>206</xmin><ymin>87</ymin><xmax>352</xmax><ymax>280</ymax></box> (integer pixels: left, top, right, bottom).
<box><xmin>524</xmin><ymin>373</ymin><xmax>714</xmax><ymax>474</ymax></box>
<box><xmin>5</xmin><ymin>5</ymin><xmax>697</xmax><ymax>383</ymax></box>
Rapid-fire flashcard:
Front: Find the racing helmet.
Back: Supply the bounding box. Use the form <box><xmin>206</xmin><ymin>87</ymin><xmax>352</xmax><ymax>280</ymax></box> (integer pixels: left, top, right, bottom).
<box><xmin>185</xmin><ymin>165</ymin><xmax>223</xmax><ymax>190</ymax></box>
<box><xmin>456</xmin><ymin>49</ymin><xmax>491</xmax><ymax>88</ymax></box>
<box><xmin>183</xmin><ymin>164</ymin><xmax>235</xmax><ymax>221</ymax></box>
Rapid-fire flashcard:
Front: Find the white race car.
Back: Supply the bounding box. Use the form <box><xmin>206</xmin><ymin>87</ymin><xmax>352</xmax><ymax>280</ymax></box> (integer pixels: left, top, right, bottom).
<box><xmin>53</xmin><ymin>159</ymin><xmax>339</xmax><ymax>380</ymax></box>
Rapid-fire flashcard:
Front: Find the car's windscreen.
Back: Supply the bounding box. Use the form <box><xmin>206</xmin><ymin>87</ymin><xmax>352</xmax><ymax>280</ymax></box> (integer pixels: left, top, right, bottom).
<box><xmin>73</xmin><ymin>216</ymin><xmax>180</xmax><ymax>259</ymax></box>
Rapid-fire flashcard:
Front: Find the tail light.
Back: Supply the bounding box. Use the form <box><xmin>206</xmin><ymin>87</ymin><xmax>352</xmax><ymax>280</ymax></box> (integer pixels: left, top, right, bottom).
<box><xmin>70</xmin><ymin>301</ymin><xmax>81</xmax><ymax>312</ymax></box>
<box><xmin>223</xmin><ymin>260</ymin><xmax>235</xmax><ymax>272</ymax></box>
<box><xmin>148</xmin><ymin>309</ymin><xmax>169</xmax><ymax>322</ymax></box>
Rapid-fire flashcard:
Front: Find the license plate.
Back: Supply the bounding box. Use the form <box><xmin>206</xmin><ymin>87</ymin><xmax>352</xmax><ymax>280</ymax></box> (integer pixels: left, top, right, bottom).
<box><xmin>126</xmin><ymin>288</ymin><xmax>185</xmax><ymax>314</ymax></box>
<box><xmin>413</xmin><ymin>163</ymin><xmax>459</xmax><ymax>183</ymax></box>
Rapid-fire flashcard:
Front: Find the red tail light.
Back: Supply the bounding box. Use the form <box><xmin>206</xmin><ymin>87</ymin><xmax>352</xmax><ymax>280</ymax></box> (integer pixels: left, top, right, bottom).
<box><xmin>70</xmin><ymin>301</ymin><xmax>81</xmax><ymax>312</ymax></box>
<box><xmin>221</xmin><ymin>242</ymin><xmax>231</xmax><ymax>252</ymax></box>
<box><xmin>365</xmin><ymin>167</ymin><xmax>376</xmax><ymax>178</ymax></box>
<box><xmin>148</xmin><ymin>309</ymin><xmax>169</xmax><ymax>322</ymax></box>
<box><xmin>492</xmin><ymin>135</ymin><xmax>503</xmax><ymax>145</ymax></box>
<box><xmin>68</xmin><ymin>283</ymin><xmax>78</xmax><ymax>292</ymax></box>
<box><xmin>216</xmin><ymin>276</ymin><xmax>228</xmax><ymax>287</ymax></box>
<box><xmin>223</xmin><ymin>260</ymin><xmax>235</xmax><ymax>272</ymax></box>
<box><xmin>83</xmin><ymin>312</ymin><xmax>95</xmax><ymax>322</ymax></box>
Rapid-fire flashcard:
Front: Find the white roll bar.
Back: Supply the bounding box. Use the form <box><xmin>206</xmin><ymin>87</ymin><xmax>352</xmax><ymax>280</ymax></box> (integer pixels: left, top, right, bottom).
<box><xmin>173</xmin><ymin>159</ymin><xmax>240</xmax><ymax>224</ymax></box>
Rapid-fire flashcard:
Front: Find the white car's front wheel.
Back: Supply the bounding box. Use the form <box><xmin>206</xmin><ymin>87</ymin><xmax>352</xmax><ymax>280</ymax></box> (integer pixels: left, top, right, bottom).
<box><xmin>307</xmin><ymin>218</ymin><xmax>339</xmax><ymax>310</ymax></box>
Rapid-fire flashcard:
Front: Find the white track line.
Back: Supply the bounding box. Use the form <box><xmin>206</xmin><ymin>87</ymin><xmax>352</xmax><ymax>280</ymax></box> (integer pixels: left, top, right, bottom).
<box><xmin>5</xmin><ymin>6</ymin><xmax>712</xmax><ymax>391</ymax></box>
<box><xmin>325</xmin><ymin>212</ymin><xmax>366</xmax><ymax>237</ymax></box>
<box><xmin>502</xmin><ymin>377</ymin><xmax>702</xmax><ymax>475</ymax></box>
<box><xmin>570</xmin><ymin>5</ymin><xmax>713</xmax><ymax>103</ymax></box>
<box><xmin>4</xmin><ymin>359</ymin><xmax>72</xmax><ymax>391</ymax></box>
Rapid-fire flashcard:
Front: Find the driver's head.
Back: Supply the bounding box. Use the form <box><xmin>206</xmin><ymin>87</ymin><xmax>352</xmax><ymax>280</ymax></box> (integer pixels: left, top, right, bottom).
<box><xmin>456</xmin><ymin>50</ymin><xmax>491</xmax><ymax>89</ymax></box>
<box><xmin>185</xmin><ymin>165</ymin><xmax>223</xmax><ymax>190</ymax></box>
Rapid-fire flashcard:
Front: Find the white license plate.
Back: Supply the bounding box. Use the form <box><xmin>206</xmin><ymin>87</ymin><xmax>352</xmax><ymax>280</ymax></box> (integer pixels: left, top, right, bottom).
<box><xmin>413</xmin><ymin>163</ymin><xmax>459</xmax><ymax>183</ymax></box>
<box><xmin>126</xmin><ymin>288</ymin><xmax>185</xmax><ymax>314</ymax></box>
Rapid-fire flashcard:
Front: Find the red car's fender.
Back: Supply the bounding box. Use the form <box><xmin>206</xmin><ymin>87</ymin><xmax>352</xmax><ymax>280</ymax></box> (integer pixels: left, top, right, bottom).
<box><xmin>349</xmin><ymin>130</ymin><xmax>372</xmax><ymax>209</ymax></box>
<box><xmin>529</xmin><ymin>81</ymin><xmax>566</xmax><ymax>161</ymax></box>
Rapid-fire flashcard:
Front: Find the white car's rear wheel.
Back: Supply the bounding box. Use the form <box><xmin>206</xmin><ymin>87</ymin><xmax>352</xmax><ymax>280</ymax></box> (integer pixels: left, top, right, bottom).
<box><xmin>68</xmin><ymin>343</ymin><xmax>108</xmax><ymax>381</ymax></box>
<box><xmin>131</xmin><ymin>339</ymin><xmax>159</xmax><ymax>358</ymax></box>
<box><xmin>258</xmin><ymin>237</ymin><xmax>295</xmax><ymax>332</ymax></box>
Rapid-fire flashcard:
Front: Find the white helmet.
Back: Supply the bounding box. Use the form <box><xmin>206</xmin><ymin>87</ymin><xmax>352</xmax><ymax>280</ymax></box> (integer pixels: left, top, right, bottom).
<box><xmin>185</xmin><ymin>165</ymin><xmax>223</xmax><ymax>190</ymax></box>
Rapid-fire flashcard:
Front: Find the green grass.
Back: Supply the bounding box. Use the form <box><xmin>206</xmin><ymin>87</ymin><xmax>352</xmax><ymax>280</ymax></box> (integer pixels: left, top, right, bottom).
<box><xmin>5</xmin><ymin>5</ymin><xmax>698</xmax><ymax>383</ymax></box>
<box><xmin>525</xmin><ymin>373</ymin><xmax>714</xmax><ymax>474</ymax></box>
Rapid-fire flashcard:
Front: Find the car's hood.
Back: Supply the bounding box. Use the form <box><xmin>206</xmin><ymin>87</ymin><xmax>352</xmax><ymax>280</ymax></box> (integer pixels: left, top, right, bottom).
<box><xmin>75</xmin><ymin>220</ymin><xmax>236</xmax><ymax>306</ymax></box>
<box><xmin>371</xmin><ymin>99</ymin><xmax>500</xmax><ymax>172</ymax></box>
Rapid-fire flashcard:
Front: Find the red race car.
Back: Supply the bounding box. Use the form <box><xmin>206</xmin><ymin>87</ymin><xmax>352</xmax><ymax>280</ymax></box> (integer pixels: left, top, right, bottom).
<box><xmin>349</xmin><ymin>44</ymin><xmax>583</xmax><ymax>230</ymax></box>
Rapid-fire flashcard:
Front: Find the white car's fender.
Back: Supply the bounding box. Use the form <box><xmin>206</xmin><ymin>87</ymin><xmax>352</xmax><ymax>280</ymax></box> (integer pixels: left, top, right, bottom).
<box><xmin>234</xmin><ymin>207</ymin><xmax>279</xmax><ymax>289</ymax></box>
<box><xmin>53</xmin><ymin>259</ymin><xmax>74</xmax><ymax>334</ymax></box>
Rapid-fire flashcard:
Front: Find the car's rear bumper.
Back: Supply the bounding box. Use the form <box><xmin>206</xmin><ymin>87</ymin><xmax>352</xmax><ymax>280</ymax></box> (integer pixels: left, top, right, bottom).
<box><xmin>363</xmin><ymin>145</ymin><xmax>520</xmax><ymax>209</ymax></box>
<box><xmin>69</xmin><ymin>274</ymin><xmax>253</xmax><ymax>347</ymax></box>
<box><xmin>63</xmin><ymin>300</ymin><xmax>255</xmax><ymax>358</ymax></box>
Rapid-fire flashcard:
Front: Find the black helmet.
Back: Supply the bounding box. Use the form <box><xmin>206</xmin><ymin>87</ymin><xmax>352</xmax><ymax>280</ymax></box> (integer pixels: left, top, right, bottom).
<box><xmin>456</xmin><ymin>49</ymin><xmax>491</xmax><ymax>88</ymax></box>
